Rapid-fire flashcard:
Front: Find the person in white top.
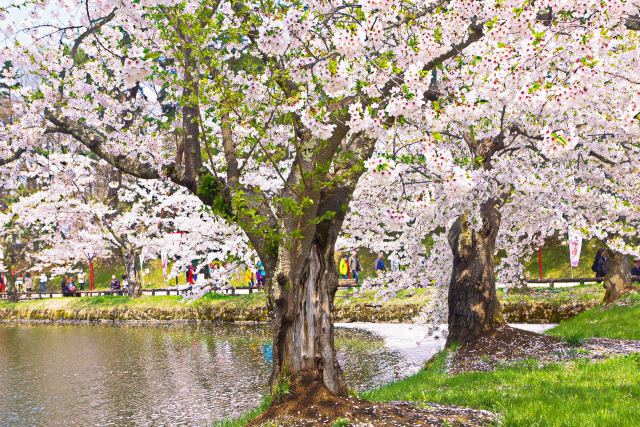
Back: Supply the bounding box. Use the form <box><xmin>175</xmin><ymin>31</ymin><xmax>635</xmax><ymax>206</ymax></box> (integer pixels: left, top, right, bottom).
<box><xmin>39</xmin><ymin>272</ymin><xmax>48</xmax><ymax>292</ymax></box>
<box><xmin>24</xmin><ymin>273</ymin><xmax>33</xmax><ymax>293</ymax></box>
<box><xmin>78</xmin><ymin>271</ymin><xmax>86</xmax><ymax>291</ymax></box>
<box><xmin>121</xmin><ymin>274</ymin><xmax>129</xmax><ymax>294</ymax></box>
<box><xmin>15</xmin><ymin>275</ymin><xmax>24</xmax><ymax>293</ymax></box>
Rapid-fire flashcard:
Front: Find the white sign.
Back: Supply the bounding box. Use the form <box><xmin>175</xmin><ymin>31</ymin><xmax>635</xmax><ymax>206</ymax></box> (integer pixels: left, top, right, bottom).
<box><xmin>568</xmin><ymin>228</ymin><xmax>582</xmax><ymax>268</ymax></box>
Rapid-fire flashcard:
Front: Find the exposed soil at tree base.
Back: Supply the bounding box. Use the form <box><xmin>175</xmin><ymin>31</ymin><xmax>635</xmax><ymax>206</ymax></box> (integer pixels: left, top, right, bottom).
<box><xmin>449</xmin><ymin>324</ymin><xmax>640</xmax><ymax>374</ymax></box>
<box><xmin>246</xmin><ymin>374</ymin><xmax>496</xmax><ymax>427</ymax></box>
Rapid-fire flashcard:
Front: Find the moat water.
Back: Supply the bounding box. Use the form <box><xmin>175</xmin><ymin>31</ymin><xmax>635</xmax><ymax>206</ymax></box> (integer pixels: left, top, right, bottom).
<box><xmin>0</xmin><ymin>322</ymin><xmax>555</xmax><ymax>426</ymax></box>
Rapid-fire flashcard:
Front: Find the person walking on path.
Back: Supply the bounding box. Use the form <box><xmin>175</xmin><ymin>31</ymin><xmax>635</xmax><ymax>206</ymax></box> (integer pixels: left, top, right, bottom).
<box><xmin>24</xmin><ymin>272</ymin><xmax>33</xmax><ymax>294</ymax></box>
<box><xmin>0</xmin><ymin>273</ymin><xmax>5</xmax><ymax>293</ymax></box>
<box><xmin>15</xmin><ymin>274</ymin><xmax>24</xmax><ymax>293</ymax></box>
<box><xmin>187</xmin><ymin>266</ymin><xmax>195</xmax><ymax>285</ymax></box>
<box><xmin>39</xmin><ymin>271</ymin><xmax>47</xmax><ymax>292</ymax></box>
<box><xmin>256</xmin><ymin>262</ymin><xmax>266</xmax><ymax>287</ymax></box>
<box><xmin>374</xmin><ymin>253</ymin><xmax>386</xmax><ymax>277</ymax></box>
<box><xmin>389</xmin><ymin>256</ymin><xmax>399</xmax><ymax>272</ymax></box>
<box><xmin>348</xmin><ymin>250</ymin><xmax>362</xmax><ymax>285</ymax></box>
<box><xmin>631</xmin><ymin>259</ymin><xmax>640</xmax><ymax>277</ymax></box>
<box><xmin>591</xmin><ymin>248</ymin><xmax>607</xmax><ymax>278</ymax></box>
<box><xmin>78</xmin><ymin>271</ymin><xmax>86</xmax><ymax>291</ymax></box>
<box><xmin>60</xmin><ymin>275</ymin><xmax>68</xmax><ymax>295</ymax></box>
<box><xmin>246</xmin><ymin>267</ymin><xmax>255</xmax><ymax>287</ymax></box>
<box><xmin>339</xmin><ymin>256</ymin><xmax>349</xmax><ymax>279</ymax></box>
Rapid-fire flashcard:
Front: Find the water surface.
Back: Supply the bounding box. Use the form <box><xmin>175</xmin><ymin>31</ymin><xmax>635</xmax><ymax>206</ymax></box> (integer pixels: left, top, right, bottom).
<box><xmin>0</xmin><ymin>323</ymin><xmax>417</xmax><ymax>426</ymax></box>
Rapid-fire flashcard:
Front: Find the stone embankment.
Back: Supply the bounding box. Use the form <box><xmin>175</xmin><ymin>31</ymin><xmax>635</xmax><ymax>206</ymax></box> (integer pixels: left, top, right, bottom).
<box><xmin>501</xmin><ymin>300</ymin><xmax>599</xmax><ymax>323</ymax></box>
<box><xmin>0</xmin><ymin>299</ymin><xmax>597</xmax><ymax>324</ymax></box>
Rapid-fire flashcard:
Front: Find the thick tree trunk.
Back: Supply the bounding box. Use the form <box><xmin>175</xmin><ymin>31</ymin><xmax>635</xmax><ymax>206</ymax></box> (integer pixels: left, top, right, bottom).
<box><xmin>269</xmin><ymin>222</ymin><xmax>347</xmax><ymax>396</ymax></box>
<box><xmin>6</xmin><ymin>274</ymin><xmax>18</xmax><ymax>302</ymax></box>
<box><xmin>125</xmin><ymin>251</ymin><xmax>142</xmax><ymax>297</ymax></box>
<box><xmin>446</xmin><ymin>197</ymin><xmax>505</xmax><ymax>347</ymax></box>
<box><xmin>603</xmin><ymin>251</ymin><xmax>632</xmax><ymax>303</ymax></box>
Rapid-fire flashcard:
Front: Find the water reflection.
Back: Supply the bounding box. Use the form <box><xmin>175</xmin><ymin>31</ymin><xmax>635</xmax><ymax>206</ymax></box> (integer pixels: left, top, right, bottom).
<box><xmin>0</xmin><ymin>323</ymin><xmax>418</xmax><ymax>426</ymax></box>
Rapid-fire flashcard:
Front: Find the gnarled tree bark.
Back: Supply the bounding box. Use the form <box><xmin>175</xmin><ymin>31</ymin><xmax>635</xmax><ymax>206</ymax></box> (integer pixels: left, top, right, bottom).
<box><xmin>603</xmin><ymin>251</ymin><xmax>632</xmax><ymax>303</ymax></box>
<box><xmin>125</xmin><ymin>250</ymin><xmax>143</xmax><ymax>297</ymax></box>
<box><xmin>446</xmin><ymin>194</ymin><xmax>507</xmax><ymax>347</ymax></box>
<box><xmin>269</xmin><ymin>189</ymin><xmax>350</xmax><ymax>395</ymax></box>
<box><xmin>6</xmin><ymin>274</ymin><xmax>18</xmax><ymax>303</ymax></box>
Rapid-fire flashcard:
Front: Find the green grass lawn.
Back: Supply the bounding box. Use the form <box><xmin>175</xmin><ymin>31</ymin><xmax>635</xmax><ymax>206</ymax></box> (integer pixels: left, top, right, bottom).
<box><xmin>363</xmin><ymin>350</ymin><xmax>640</xmax><ymax>427</ymax></box>
<box><xmin>0</xmin><ymin>291</ymin><xmax>266</xmax><ymax>311</ymax></box>
<box><xmin>546</xmin><ymin>293</ymin><xmax>640</xmax><ymax>341</ymax></box>
<box><xmin>4</xmin><ymin>281</ymin><xmax>607</xmax><ymax>315</ymax></box>
<box><xmin>498</xmin><ymin>283</ymin><xmax>605</xmax><ymax>305</ymax></box>
<box><xmin>521</xmin><ymin>237</ymin><xmax>636</xmax><ymax>280</ymax></box>
<box><xmin>363</xmin><ymin>297</ymin><xmax>640</xmax><ymax>426</ymax></box>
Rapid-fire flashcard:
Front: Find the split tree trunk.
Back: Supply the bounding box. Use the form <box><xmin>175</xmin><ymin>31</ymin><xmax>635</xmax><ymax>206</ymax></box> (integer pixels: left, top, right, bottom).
<box><xmin>125</xmin><ymin>251</ymin><xmax>142</xmax><ymax>297</ymax></box>
<box><xmin>446</xmin><ymin>197</ymin><xmax>505</xmax><ymax>347</ymax></box>
<box><xmin>603</xmin><ymin>251</ymin><xmax>632</xmax><ymax>303</ymax></box>
<box><xmin>269</xmin><ymin>219</ymin><xmax>347</xmax><ymax>396</ymax></box>
<box><xmin>6</xmin><ymin>274</ymin><xmax>18</xmax><ymax>303</ymax></box>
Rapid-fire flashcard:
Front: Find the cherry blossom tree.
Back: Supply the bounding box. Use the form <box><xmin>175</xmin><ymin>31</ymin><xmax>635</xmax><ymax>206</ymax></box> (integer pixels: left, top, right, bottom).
<box><xmin>3</xmin><ymin>151</ymin><xmax>251</xmax><ymax>296</ymax></box>
<box><xmin>3</xmin><ymin>0</ymin><xmax>639</xmax><ymax>397</ymax></box>
<box><xmin>342</xmin><ymin>4</ymin><xmax>640</xmax><ymax>343</ymax></box>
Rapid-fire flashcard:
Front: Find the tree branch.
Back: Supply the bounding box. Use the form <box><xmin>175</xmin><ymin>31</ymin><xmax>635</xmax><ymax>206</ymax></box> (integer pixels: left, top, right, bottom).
<box><xmin>0</xmin><ymin>147</ymin><xmax>26</xmax><ymax>167</ymax></box>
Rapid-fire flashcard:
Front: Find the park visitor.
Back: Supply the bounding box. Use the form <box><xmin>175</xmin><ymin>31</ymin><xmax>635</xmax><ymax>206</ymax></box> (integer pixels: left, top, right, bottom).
<box><xmin>210</xmin><ymin>263</ymin><xmax>219</xmax><ymax>288</ymax></box>
<box><xmin>67</xmin><ymin>277</ymin><xmax>77</xmax><ymax>296</ymax></box>
<box><xmin>187</xmin><ymin>266</ymin><xmax>195</xmax><ymax>285</ymax></box>
<box><xmin>256</xmin><ymin>262</ymin><xmax>266</xmax><ymax>287</ymax></box>
<box><xmin>375</xmin><ymin>253</ymin><xmax>386</xmax><ymax>277</ymax></box>
<box><xmin>121</xmin><ymin>274</ymin><xmax>129</xmax><ymax>293</ymax></box>
<box><xmin>110</xmin><ymin>275</ymin><xmax>121</xmax><ymax>294</ymax></box>
<box><xmin>348</xmin><ymin>250</ymin><xmax>362</xmax><ymax>285</ymax></box>
<box><xmin>60</xmin><ymin>275</ymin><xmax>67</xmax><ymax>295</ymax></box>
<box><xmin>339</xmin><ymin>256</ymin><xmax>349</xmax><ymax>279</ymax></box>
<box><xmin>0</xmin><ymin>273</ymin><xmax>5</xmax><ymax>293</ymax></box>
<box><xmin>39</xmin><ymin>271</ymin><xmax>47</xmax><ymax>292</ymax></box>
<box><xmin>15</xmin><ymin>274</ymin><xmax>24</xmax><ymax>293</ymax></box>
<box><xmin>246</xmin><ymin>267</ymin><xmax>255</xmax><ymax>287</ymax></box>
<box><xmin>389</xmin><ymin>256</ymin><xmax>399</xmax><ymax>272</ymax></box>
<box><xmin>78</xmin><ymin>271</ymin><xmax>86</xmax><ymax>291</ymax></box>
<box><xmin>591</xmin><ymin>249</ymin><xmax>607</xmax><ymax>278</ymax></box>
<box><xmin>631</xmin><ymin>259</ymin><xmax>640</xmax><ymax>276</ymax></box>
<box><xmin>24</xmin><ymin>272</ymin><xmax>33</xmax><ymax>294</ymax></box>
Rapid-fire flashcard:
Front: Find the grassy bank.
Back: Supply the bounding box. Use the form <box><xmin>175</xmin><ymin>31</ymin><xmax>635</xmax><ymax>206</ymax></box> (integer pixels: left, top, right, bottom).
<box><xmin>363</xmin><ymin>349</ymin><xmax>639</xmax><ymax>426</ymax></box>
<box><xmin>1</xmin><ymin>284</ymin><xmax>607</xmax><ymax>324</ymax></box>
<box><xmin>363</xmin><ymin>296</ymin><xmax>640</xmax><ymax>426</ymax></box>
<box><xmin>547</xmin><ymin>293</ymin><xmax>640</xmax><ymax>341</ymax></box>
<box><xmin>497</xmin><ymin>282</ymin><xmax>604</xmax><ymax>305</ymax></box>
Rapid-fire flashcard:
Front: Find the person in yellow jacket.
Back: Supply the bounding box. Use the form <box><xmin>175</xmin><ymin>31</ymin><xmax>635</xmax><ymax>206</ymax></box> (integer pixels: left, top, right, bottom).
<box><xmin>339</xmin><ymin>256</ymin><xmax>349</xmax><ymax>279</ymax></box>
<box><xmin>245</xmin><ymin>268</ymin><xmax>255</xmax><ymax>287</ymax></box>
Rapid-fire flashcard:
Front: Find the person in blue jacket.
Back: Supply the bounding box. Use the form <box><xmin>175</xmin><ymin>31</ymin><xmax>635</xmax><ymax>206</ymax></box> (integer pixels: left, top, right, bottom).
<box><xmin>591</xmin><ymin>249</ymin><xmax>607</xmax><ymax>278</ymax></box>
<box><xmin>631</xmin><ymin>259</ymin><xmax>640</xmax><ymax>277</ymax></box>
<box><xmin>374</xmin><ymin>253</ymin><xmax>386</xmax><ymax>277</ymax></box>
